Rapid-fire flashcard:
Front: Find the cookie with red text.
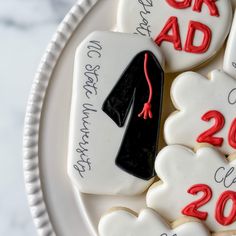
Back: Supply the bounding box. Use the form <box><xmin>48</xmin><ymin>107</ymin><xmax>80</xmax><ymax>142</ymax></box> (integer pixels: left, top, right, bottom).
<box><xmin>147</xmin><ymin>145</ymin><xmax>236</xmax><ymax>233</ymax></box>
<box><xmin>98</xmin><ymin>208</ymin><xmax>211</xmax><ymax>236</ymax></box>
<box><xmin>224</xmin><ymin>9</ymin><xmax>236</xmax><ymax>80</ymax></box>
<box><xmin>117</xmin><ymin>0</ymin><xmax>232</xmax><ymax>72</ymax></box>
<box><xmin>164</xmin><ymin>69</ymin><xmax>236</xmax><ymax>155</ymax></box>
<box><xmin>68</xmin><ymin>31</ymin><xmax>165</xmax><ymax>195</ymax></box>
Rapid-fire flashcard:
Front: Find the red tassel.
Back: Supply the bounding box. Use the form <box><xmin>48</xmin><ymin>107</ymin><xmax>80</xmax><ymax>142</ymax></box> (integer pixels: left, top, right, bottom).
<box><xmin>138</xmin><ymin>102</ymin><xmax>153</xmax><ymax>120</ymax></box>
<box><xmin>138</xmin><ymin>53</ymin><xmax>153</xmax><ymax>120</ymax></box>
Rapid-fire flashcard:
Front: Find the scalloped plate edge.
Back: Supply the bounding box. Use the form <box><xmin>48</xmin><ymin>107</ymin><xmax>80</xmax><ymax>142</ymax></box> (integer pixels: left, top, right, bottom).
<box><xmin>23</xmin><ymin>1</ymin><xmax>99</xmax><ymax>235</ymax></box>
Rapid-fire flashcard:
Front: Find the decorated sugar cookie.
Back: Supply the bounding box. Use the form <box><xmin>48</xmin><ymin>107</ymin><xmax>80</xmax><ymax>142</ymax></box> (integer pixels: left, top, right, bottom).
<box><xmin>98</xmin><ymin>208</ymin><xmax>211</xmax><ymax>236</ymax></box>
<box><xmin>117</xmin><ymin>0</ymin><xmax>232</xmax><ymax>72</ymax></box>
<box><xmin>147</xmin><ymin>145</ymin><xmax>236</xmax><ymax>232</ymax></box>
<box><xmin>164</xmin><ymin>70</ymin><xmax>236</xmax><ymax>155</ymax></box>
<box><xmin>224</xmin><ymin>10</ymin><xmax>236</xmax><ymax>80</ymax></box>
<box><xmin>68</xmin><ymin>31</ymin><xmax>164</xmax><ymax>195</ymax></box>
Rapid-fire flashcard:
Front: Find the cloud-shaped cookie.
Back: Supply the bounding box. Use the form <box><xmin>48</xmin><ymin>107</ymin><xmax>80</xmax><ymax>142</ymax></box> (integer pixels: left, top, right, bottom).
<box><xmin>164</xmin><ymin>70</ymin><xmax>236</xmax><ymax>155</ymax></box>
<box><xmin>147</xmin><ymin>145</ymin><xmax>236</xmax><ymax>233</ymax></box>
<box><xmin>98</xmin><ymin>208</ymin><xmax>211</xmax><ymax>236</ymax></box>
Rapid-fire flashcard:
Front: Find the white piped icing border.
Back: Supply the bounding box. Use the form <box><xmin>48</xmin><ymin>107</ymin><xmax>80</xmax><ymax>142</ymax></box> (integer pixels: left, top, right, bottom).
<box><xmin>23</xmin><ymin>1</ymin><xmax>99</xmax><ymax>235</ymax></box>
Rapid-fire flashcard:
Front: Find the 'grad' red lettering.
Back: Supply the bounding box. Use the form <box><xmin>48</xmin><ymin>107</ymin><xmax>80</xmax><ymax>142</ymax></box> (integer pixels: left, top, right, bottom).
<box><xmin>193</xmin><ymin>0</ymin><xmax>219</xmax><ymax>17</ymax></box>
<box><xmin>185</xmin><ymin>21</ymin><xmax>212</xmax><ymax>53</ymax></box>
<box><xmin>155</xmin><ymin>16</ymin><xmax>182</xmax><ymax>50</ymax></box>
<box><xmin>166</xmin><ymin>0</ymin><xmax>192</xmax><ymax>9</ymax></box>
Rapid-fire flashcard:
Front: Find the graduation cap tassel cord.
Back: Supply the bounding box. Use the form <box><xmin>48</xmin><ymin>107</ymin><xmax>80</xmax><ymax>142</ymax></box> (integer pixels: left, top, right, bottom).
<box><xmin>138</xmin><ymin>53</ymin><xmax>153</xmax><ymax>120</ymax></box>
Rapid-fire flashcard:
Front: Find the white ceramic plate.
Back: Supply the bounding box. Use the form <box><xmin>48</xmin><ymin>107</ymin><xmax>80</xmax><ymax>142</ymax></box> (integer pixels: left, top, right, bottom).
<box><xmin>23</xmin><ymin>0</ymin><xmax>236</xmax><ymax>236</ymax></box>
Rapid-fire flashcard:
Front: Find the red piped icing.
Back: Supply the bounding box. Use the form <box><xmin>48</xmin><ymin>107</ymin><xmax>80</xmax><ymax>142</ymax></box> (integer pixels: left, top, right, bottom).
<box><xmin>182</xmin><ymin>184</ymin><xmax>212</xmax><ymax>220</ymax></box>
<box><xmin>193</xmin><ymin>0</ymin><xmax>219</xmax><ymax>17</ymax></box>
<box><xmin>185</xmin><ymin>21</ymin><xmax>212</xmax><ymax>53</ymax></box>
<box><xmin>197</xmin><ymin>110</ymin><xmax>225</xmax><ymax>147</ymax></box>
<box><xmin>216</xmin><ymin>191</ymin><xmax>236</xmax><ymax>226</ymax></box>
<box><xmin>229</xmin><ymin>118</ymin><xmax>236</xmax><ymax>149</ymax></box>
<box><xmin>155</xmin><ymin>16</ymin><xmax>182</xmax><ymax>50</ymax></box>
<box><xmin>139</xmin><ymin>53</ymin><xmax>153</xmax><ymax>120</ymax></box>
<box><xmin>166</xmin><ymin>0</ymin><xmax>191</xmax><ymax>9</ymax></box>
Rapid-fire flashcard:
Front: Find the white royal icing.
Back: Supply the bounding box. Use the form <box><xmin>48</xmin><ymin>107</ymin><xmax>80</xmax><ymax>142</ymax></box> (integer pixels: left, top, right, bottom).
<box><xmin>147</xmin><ymin>145</ymin><xmax>236</xmax><ymax>232</ymax></box>
<box><xmin>224</xmin><ymin>10</ymin><xmax>236</xmax><ymax>80</ymax></box>
<box><xmin>164</xmin><ymin>70</ymin><xmax>236</xmax><ymax>155</ymax></box>
<box><xmin>68</xmin><ymin>31</ymin><xmax>164</xmax><ymax>195</ymax></box>
<box><xmin>98</xmin><ymin>208</ymin><xmax>211</xmax><ymax>236</ymax></box>
<box><xmin>116</xmin><ymin>0</ymin><xmax>232</xmax><ymax>72</ymax></box>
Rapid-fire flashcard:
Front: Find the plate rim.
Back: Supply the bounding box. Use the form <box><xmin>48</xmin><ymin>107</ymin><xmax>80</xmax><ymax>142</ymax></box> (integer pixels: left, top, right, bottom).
<box><xmin>22</xmin><ymin>0</ymin><xmax>99</xmax><ymax>235</ymax></box>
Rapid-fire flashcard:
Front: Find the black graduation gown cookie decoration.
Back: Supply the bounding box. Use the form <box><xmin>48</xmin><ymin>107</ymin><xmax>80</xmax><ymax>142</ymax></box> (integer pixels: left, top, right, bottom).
<box><xmin>103</xmin><ymin>51</ymin><xmax>164</xmax><ymax>180</ymax></box>
<box><xmin>68</xmin><ymin>31</ymin><xmax>165</xmax><ymax>195</ymax></box>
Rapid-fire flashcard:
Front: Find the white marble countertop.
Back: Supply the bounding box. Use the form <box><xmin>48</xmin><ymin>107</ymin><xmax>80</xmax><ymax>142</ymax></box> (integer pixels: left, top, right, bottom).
<box><xmin>0</xmin><ymin>0</ymin><xmax>77</xmax><ymax>235</ymax></box>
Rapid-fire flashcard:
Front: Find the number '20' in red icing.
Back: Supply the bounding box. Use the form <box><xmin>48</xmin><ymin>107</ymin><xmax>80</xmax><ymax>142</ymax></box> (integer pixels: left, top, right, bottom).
<box><xmin>183</xmin><ymin>184</ymin><xmax>236</xmax><ymax>226</ymax></box>
<box><xmin>197</xmin><ymin>110</ymin><xmax>236</xmax><ymax>149</ymax></box>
